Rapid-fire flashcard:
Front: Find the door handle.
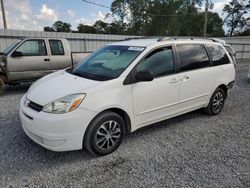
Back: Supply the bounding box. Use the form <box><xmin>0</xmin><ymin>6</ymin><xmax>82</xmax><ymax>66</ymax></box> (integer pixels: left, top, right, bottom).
<box><xmin>169</xmin><ymin>78</ymin><xmax>178</xmax><ymax>84</ymax></box>
<box><xmin>181</xmin><ymin>75</ymin><xmax>190</xmax><ymax>81</ymax></box>
<box><xmin>44</xmin><ymin>58</ymin><xmax>50</xmax><ymax>62</ymax></box>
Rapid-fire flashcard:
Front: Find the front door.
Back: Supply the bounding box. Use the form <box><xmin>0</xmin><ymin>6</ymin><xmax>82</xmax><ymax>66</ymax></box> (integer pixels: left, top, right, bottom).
<box><xmin>8</xmin><ymin>39</ymin><xmax>51</xmax><ymax>82</ymax></box>
<box><xmin>132</xmin><ymin>46</ymin><xmax>180</xmax><ymax>127</ymax></box>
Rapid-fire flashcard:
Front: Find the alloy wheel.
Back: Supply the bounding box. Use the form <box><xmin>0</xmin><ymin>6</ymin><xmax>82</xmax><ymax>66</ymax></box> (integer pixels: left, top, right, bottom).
<box><xmin>212</xmin><ymin>92</ymin><xmax>224</xmax><ymax>113</ymax></box>
<box><xmin>95</xmin><ymin>120</ymin><xmax>121</xmax><ymax>151</ymax></box>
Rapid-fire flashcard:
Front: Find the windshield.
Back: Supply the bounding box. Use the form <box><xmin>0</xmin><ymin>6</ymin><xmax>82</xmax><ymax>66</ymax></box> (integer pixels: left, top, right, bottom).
<box><xmin>68</xmin><ymin>45</ymin><xmax>145</xmax><ymax>81</ymax></box>
<box><xmin>2</xmin><ymin>39</ymin><xmax>23</xmax><ymax>55</ymax></box>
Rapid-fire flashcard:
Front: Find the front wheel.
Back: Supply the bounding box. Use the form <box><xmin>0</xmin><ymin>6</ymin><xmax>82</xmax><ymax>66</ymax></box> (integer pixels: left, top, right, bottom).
<box><xmin>0</xmin><ymin>78</ymin><xmax>4</xmax><ymax>94</ymax></box>
<box><xmin>204</xmin><ymin>88</ymin><xmax>226</xmax><ymax>115</ymax></box>
<box><xmin>83</xmin><ymin>111</ymin><xmax>125</xmax><ymax>156</ymax></box>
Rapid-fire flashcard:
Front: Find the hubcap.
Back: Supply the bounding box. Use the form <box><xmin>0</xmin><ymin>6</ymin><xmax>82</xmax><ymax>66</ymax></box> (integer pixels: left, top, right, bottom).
<box><xmin>95</xmin><ymin>120</ymin><xmax>121</xmax><ymax>151</ymax></box>
<box><xmin>212</xmin><ymin>92</ymin><xmax>224</xmax><ymax>113</ymax></box>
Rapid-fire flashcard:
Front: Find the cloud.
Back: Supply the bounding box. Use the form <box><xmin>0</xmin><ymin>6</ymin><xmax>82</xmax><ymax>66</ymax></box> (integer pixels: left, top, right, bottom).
<box><xmin>212</xmin><ymin>0</ymin><xmax>230</xmax><ymax>15</ymax></box>
<box><xmin>36</xmin><ymin>4</ymin><xmax>58</xmax><ymax>22</ymax></box>
<box><xmin>67</xmin><ymin>10</ymin><xmax>75</xmax><ymax>17</ymax></box>
<box><xmin>0</xmin><ymin>0</ymin><xmax>58</xmax><ymax>31</ymax></box>
<box><xmin>75</xmin><ymin>11</ymin><xmax>112</xmax><ymax>26</ymax></box>
<box><xmin>7</xmin><ymin>0</ymin><xmax>32</xmax><ymax>15</ymax></box>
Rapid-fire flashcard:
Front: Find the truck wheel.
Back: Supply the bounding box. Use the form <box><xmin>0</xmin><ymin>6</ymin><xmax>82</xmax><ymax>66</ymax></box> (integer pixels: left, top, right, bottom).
<box><xmin>204</xmin><ymin>88</ymin><xmax>226</xmax><ymax>115</ymax></box>
<box><xmin>0</xmin><ymin>78</ymin><xmax>4</xmax><ymax>94</ymax></box>
<box><xmin>84</xmin><ymin>111</ymin><xmax>125</xmax><ymax>156</ymax></box>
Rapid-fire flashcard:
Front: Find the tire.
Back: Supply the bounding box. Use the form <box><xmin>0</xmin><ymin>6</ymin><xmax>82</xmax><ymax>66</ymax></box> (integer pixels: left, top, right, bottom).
<box><xmin>204</xmin><ymin>88</ymin><xmax>226</xmax><ymax>115</ymax></box>
<box><xmin>0</xmin><ymin>78</ymin><xmax>4</xmax><ymax>94</ymax></box>
<box><xmin>83</xmin><ymin>111</ymin><xmax>125</xmax><ymax>156</ymax></box>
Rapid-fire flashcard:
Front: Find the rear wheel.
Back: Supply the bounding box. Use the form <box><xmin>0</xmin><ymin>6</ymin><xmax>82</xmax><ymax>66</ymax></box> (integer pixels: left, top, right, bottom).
<box><xmin>204</xmin><ymin>88</ymin><xmax>226</xmax><ymax>115</ymax></box>
<box><xmin>84</xmin><ymin>111</ymin><xmax>125</xmax><ymax>156</ymax></box>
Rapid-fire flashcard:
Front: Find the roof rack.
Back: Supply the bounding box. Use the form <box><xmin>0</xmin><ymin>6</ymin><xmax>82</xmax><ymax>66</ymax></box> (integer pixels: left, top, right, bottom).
<box><xmin>123</xmin><ymin>36</ymin><xmax>226</xmax><ymax>45</ymax></box>
<box><xmin>157</xmin><ymin>36</ymin><xmax>226</xmax><ymax>44</ymax></box>
<box><xmin>123</xmin><ymin>36</ymin><xmax>162</xmax><ymax>41</ymax></box>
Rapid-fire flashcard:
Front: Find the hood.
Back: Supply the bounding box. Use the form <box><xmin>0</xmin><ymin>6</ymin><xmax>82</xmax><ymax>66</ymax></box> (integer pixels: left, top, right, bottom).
<box><xmin>27</xmin><ymin>70</ymin><xmax>101</xmax><ymax>106</ymax></box>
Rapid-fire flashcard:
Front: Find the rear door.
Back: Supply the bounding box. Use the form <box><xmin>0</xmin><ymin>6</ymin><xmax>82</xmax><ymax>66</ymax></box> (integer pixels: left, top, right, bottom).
<box><xmin>176</xmin><ymin>44</ymin><xmax>217</xmax><ymax>111</ymax></box>
<box><xmin>49</xmin><ymin>39</ymin><xmax>71</xmax><ymax>71</ymax></box>
<box><xmin>8</xmin><ymin>39</ymin><xmax>51</xmax><ymax>81</ymax></box>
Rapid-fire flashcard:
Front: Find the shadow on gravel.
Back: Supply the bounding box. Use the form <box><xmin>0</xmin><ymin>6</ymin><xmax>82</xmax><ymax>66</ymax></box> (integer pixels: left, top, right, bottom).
<box><xmin>0</xmin><ymin>84</ymin><xmax>31</xmax><ymax>96</ymax></box>
<box><xmin>1</xmin><ymin>107</ymin><xmax>206</xmax><ymax>176</ymax></box>
<box><xmin>1</xmin><ymin>129</ymin><xmax>93</xmax><ymax>175</ymax></box>
<box><xmin>127</xmin><ymin>109</ymin><xmax>206</xmax><ymax>138</ymax></box>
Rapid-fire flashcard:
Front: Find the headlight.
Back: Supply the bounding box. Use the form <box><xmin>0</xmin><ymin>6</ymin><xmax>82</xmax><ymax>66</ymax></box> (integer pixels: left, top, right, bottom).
<box><xmin>43</xmin><ymin>94</ymin><xmax>86</xmax><ymax>114</ymax></box>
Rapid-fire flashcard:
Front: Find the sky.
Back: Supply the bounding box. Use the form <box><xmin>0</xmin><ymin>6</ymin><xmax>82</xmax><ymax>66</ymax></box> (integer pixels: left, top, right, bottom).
<box><xmin>0</xmin><ymin>0</ymin><xmax>235</xmax><ymax>31</ymax></box>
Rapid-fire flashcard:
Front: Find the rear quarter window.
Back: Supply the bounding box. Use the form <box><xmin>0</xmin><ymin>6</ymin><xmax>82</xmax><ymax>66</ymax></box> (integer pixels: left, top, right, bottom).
<box><xmin>49</xmin><ymin>40</ymin><xmax>65</xmax><ymax>55</ymax></box>
<box><xmin>206</xmin><ymin>44</ymin><xmax>230</xmax><ymax>66</ymax></box>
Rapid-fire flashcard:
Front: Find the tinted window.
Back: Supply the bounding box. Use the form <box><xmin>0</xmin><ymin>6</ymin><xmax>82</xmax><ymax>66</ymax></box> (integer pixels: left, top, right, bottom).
<box><xmin>49</xmin><ymin>40</ymin><xmax>64</xmax><ymax>55</ymax></box>
<box><xmin>177</xmin><ymin>44</ymin><xmax>210</xmax><ymax>71</ymax></box>
<box><xmin>16</xmin><ymin>40</ymin><xmax>47</xmax><ymax>56</ymax></box>
<box><xmin>207</xmin><ymin>44</ymin><xmax>230</xmax><ymax>66</ymax></box>
<box><xmin>136</xmin><ymin>47</ymin><xmax>174</xmax><ymax>78</ymax></box>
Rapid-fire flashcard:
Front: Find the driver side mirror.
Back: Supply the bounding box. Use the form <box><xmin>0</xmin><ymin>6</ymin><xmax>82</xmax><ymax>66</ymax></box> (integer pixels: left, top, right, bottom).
<box><xmin>11</xmin><ymin>51</ymin><xmax>23</xmax><ymax>57</ymax></box>
<box><xmin>135</xmin><ymin>71</ymin><xmax>154</xmax><ymax>82</ymax></box>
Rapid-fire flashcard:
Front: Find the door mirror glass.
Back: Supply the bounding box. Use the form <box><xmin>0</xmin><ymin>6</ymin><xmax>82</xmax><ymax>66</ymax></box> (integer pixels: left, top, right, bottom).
<box><xmin>11</xmin><ymin>51</ymin><xmax>23</xmax><ymax>57</ymax></box>
<box><xmin>135</xmin><ymin>71</ymin><xmax>154</xmax><ymax>82</ymax></box>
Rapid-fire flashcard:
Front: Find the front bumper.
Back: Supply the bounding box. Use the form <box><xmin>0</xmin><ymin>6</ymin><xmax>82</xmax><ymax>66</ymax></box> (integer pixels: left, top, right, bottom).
<box><xmin>19</xmin><ymin>95</ymin><xmax>97</xmax><ymax>152</ymax></box>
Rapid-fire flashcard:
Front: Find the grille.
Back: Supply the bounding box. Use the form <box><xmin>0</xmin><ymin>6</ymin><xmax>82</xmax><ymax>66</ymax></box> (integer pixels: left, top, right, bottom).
<box><xmin>28</xmin><ymin>101</ymin><xmax>43</xmax><ymax>112</ymax></box>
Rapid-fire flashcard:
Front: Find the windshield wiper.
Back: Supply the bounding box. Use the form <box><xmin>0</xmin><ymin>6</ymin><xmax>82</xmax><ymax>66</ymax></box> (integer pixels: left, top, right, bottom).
<box><xmin>70</xmin><ymin>70</ymin><xmax>114</xmax><ymax>81</ymax></box>
<box><xmin>0</xmin><ymin>52</ymin><xmax>5</xmax><ymax>55</ymax></box>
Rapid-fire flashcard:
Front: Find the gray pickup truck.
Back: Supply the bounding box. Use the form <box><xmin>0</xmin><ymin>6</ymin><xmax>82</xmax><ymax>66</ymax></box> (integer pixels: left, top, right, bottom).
<box><xmin>0</xmin><ymin>38</ymin><xmax>90</xmax><ymax>91</ymax></box>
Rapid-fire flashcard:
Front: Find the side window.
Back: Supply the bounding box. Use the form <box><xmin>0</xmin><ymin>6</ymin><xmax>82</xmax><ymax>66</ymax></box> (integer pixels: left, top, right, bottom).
<box><xmin>49</xmin><ymin>40</ymin><xmax>65</xmax><ymax>55</ymax></box>
<box><xmin>16</xmin><ymin>40</ymin><xmax>47</xmax><ymax>56</ymax></box>
<box><xmin>135</xmin><ymin>47</ymin><xmax>174</xmax><ymax>78</ymax></box>
<box><xmin>207</xmin><ymin>44</ymin><xmax>230</xmax><ymax>66</ymax></box>
<box><xmin>177</xmin><ymin>44</ymin><xmax>210</xmax><ymax>72</ymax></box>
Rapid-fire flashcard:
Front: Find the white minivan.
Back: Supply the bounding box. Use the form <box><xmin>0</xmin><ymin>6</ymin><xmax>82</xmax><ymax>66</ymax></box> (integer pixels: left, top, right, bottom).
<box><xmin>19</xmin><ymin>37</ymin><xmax>235</xmax><ymax>156</ymax></box>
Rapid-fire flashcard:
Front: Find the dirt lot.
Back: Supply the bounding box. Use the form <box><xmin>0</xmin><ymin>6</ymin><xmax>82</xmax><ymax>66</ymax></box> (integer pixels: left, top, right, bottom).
<box><xmin>0</xmin><ymin>64</ymin><xmax>249</xmax><ymax>187</ymax></box>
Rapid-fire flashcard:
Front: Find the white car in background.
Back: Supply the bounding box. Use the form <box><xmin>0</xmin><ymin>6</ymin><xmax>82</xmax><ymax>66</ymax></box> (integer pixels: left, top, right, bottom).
<box><xmin>19</xmin><ymin>37</ymin><xmax>236</xmax><ymax>156</ymax></box>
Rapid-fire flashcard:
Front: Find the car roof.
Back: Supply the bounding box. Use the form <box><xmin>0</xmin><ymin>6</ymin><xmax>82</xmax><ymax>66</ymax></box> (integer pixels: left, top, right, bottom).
<box><xmin>108</xmin><ymin>38</ymin><xmax>159</xmax><ymax>47</ymax></box>
<box><xmin>108</xmin><ymin>37</ymin><xmax>225</xmax><ymax>48</ymax></box>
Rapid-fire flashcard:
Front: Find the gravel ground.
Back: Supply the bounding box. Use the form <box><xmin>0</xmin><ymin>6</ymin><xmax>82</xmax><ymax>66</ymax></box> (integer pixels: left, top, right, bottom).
<box><xmin>0</xmin><ymin>64</ymin><xmax>249</xmax><ymax>188</ymax></box>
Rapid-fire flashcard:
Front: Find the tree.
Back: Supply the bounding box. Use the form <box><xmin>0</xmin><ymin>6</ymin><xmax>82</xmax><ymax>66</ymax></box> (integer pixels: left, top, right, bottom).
<box><xmin>77</xmin><ymin>23</ymin><xmax>96</xmax><ymax>33</ymax></box>
<box><xmin>93</xmin><ymin>20</ymin><xmax>110</xmax><ymax>34</ymax></box>
<box><xmin>52</xmin><ymin>21</ymin><xmax>72</xmax><ymax>32</ymax></box>
<box><xmin>43</xmin><ymin>26</ymin><xmax>54</xmax><ymax>32</ymax></box>
<box><xmin>202</xmin><ymin>12</ymin><xmax>225</xmax><ymax>37</ymax></box>
<box><xmin>110</xmin><ymin>0</ymin><xmax>204</xmax><ymax>36</ymax></box>
<box><xmin>111</xmin><ymin>0</ymin><xmax>129</xmax><ymax>33</ymax></box>
<box><xmin>223</xmin><ymin>0</ymin><xmax>250</xmax><ymax>36</ymax></box>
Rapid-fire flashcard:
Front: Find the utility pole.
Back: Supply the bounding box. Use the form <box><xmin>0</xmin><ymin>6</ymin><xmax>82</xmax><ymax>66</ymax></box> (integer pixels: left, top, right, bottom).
<box><xmin>204</xmin><ymin>0</ymin><xmax>214</xmax><ymax>37</ymax></box>
<box><xmin>0</xmin><ymin>0</ymin><xmax>7</xmax><ymax>29</ymax></box>
<box><xmin>204</xmin><ymin>0</ymin><xmax>208</xmax><ymax>37</ymax></box>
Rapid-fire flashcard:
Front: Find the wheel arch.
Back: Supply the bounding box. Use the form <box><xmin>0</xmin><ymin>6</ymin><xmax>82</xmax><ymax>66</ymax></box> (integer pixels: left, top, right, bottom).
<box><xmin>82</xmin><ymin>107</ymin><xmax>132</xmax><ymax>153</ymax></box>
<box><xmin>84</xmin><ymin>107</ymin><xmax>132</xmax><ymax>140</ymax></box>
<box><xmin>217</xmin><ymin>84</ymin><xmax>228</xmax><ymax>97</ymax></box>
<box><xmin>99</xmin><ymin>108</ymin><xmax>132</xmax><ymax>134</ymax></box>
